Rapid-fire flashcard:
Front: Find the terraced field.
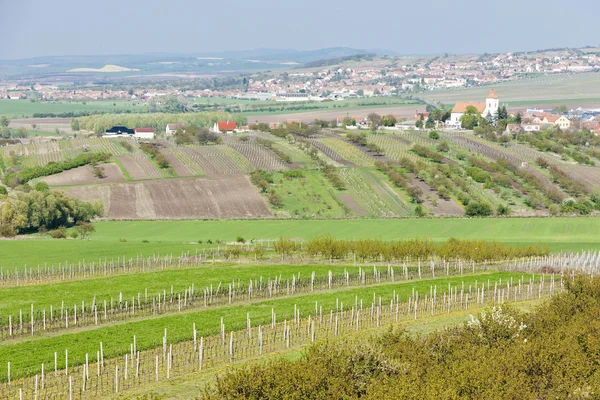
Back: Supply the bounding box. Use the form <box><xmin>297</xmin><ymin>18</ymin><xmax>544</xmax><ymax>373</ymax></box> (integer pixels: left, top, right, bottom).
<box><xmin>317</xmin><ymin>138</ymin><xmax>375</xmax><ymax>167</ymax></box>
<box><xmin>366</xmin><ymin>135</ymin><xmax>422</xmax><ymax>162</ymax></box>
<box><xmin>118</xmin><ymin>154</ymin><xmax>163</xmax><ymax>180</ymax></box>
<box><xmin>229</xmin><ymin>142</ymin><xmax>290</xmax><ymax>172</ymax></box>
<box><xmin>178</xmin><ymin>146</ymin><xmax>247</xmax><ymax>175</ymax></box>
<box><xmin>339</xmin><ymin>168</ymin><xmax>412</xmax><ymax>217</ymax></box>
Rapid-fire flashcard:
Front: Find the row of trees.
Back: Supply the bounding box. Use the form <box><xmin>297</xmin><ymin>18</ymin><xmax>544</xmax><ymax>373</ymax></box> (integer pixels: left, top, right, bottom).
<box><xmin>0</xmin><ymin>186</ymin><xmax>103</xmax><ymax>237</ymax></box>
<box><xmin>74</xmin><ymin>112</ymin><xmax>247</xmax><ymax>134</ymax></box>
<box><xmin>173</xmin><ymin>126</ymin><xmax>222</xmax><ymax>145</ymax></box>
<box><xmin>2</xmin><ymin>153</ymin><xmax>111</xmax><ymax>187</ymax></box>
<box><xmin>273</xmin><ymin>235</ymin><xmax>550</xmax><ymax>262</ymax></box>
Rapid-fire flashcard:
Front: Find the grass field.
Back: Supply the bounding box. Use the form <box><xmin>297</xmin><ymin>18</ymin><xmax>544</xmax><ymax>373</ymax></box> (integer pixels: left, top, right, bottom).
<box><xmin>0</xmin><ymin>99</ymin><xmax>146</xmax><ymax>118</ymax></box>
<box><xmin>0</xmin><ymin>263</ymin><xmax>350</xmax><ymax>316</ymax></box>
<box><xmin>0</xmin><ymin>217</ymin><xmax>597</xmax><ymax>270</ymax></box>
<box><xmin>421</xmin><ymin>72</ymin><xmax>600</xmax><ymax>106</ymax></box>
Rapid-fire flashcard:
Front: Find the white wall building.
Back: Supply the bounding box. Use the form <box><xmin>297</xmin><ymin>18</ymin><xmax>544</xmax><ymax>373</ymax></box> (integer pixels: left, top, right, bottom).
<box><xmin>448</xmin><ymin>90</ymin><xmax>500</xmax><ymax>128</ymax></box>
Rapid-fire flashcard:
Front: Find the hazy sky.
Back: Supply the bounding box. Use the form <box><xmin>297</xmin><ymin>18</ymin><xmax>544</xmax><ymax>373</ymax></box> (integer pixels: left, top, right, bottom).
<box><xmin>1</xmin><ymin>0</ymin><xmax>598</xmax><ymax>59</ymax></box>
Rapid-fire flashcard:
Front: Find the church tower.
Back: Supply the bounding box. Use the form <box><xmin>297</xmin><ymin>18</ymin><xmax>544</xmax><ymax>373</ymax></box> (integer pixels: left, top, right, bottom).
<box><xmin>486</xmin><ymin>89</ymin><xmax>499</xmax><ymax>116</ymax></box>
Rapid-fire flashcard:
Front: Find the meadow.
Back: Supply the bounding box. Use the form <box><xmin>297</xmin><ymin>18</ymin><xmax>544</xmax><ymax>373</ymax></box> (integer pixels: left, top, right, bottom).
<box><xmin>0</xmin><ymin>217</ymin><xmax>597</xmax><ymax>270</ymax></box>
<box><xmin>0</xmin><ymin>99</ymin><xmax>146</xmax><ymax>118</ymax></box>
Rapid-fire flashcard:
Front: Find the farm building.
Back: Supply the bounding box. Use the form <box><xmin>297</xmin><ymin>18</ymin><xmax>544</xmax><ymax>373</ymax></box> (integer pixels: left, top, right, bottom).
<box><xmin>212</xmin><ymin>121</ymin><xmax>237</xmax><ymax>134</ymax></box>
<box><xmin>104</xmin><ymin>126</ymin><xmax>134</xmax><ymax>138</ymax></box>
<box><xmin>166</xmin><ymin>124</ymin><xmax>185</xmax><ymax>136</ymax></box>
<box><xmin>448</xmin><ymin>90</ymin><xmax>500</xmax><ymax>128</ymax></box>
<box><xmin>134</xmin><ymin>128</ymin><xmax>155</xmax><ymax>139</ymax></box>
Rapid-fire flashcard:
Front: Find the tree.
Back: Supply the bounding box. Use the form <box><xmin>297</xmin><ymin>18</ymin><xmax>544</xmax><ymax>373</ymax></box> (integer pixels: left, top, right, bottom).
<box><xmin>75</xmin><ymin>221</ymin><xmax>96</xmax><ymax>239</ymax></box>
<box><xmin>367</xmin><ymin>113</ymin><xmax>382</xmax><ymax>132</ymax></box>
<box><xmin>436</xmin><ymin>141</ymin><xmax>450</xmax><ymax>152</ymax></box>
<box><xmin>357</xmin><ymin>89</ymin><xmax>364</xmax><ymax>96</ymax></box>
<box><xmin>553</xmin><ymin>105</ymin><xmax>568</xmax><ymax>114</ymax></box>
<box><xmin>71</xmin><ymin>119</ymin><xmax>80</xmax><ymax>131</ymax></box>
<box><xmin>515</xmin><ymin>113</ymin><xmax>522</xmax><ymax>124</ymax></box>
<box><xmin>465</xmin><ymin>202</ymin><xmax>492</xmax><ymax>217</ymax></box>
<box><xmin>486</xmin><ymin>112</ymin><xmax>495</xmax><ymax>126</ymax></box>
<box><xmin>0</xmin><ymin>116</ymin><xmax>10</xmax><ymax>127</ymax></box>
<box><xmin>428</xmin><ymin>130</ymin><xmax>440</xmax><ymax>140</ymax></box>
<box><xmin>460</xmin><ymin>106</ymin><xmax>483</xmax><ymax>130</ymax></box>
<box><xmin>497</xmin><ymin>105</ymin><xmax>508</xmax><ymax>120</ymax></box>
<box><xmin>382</xmin><ymin>115</ymin><xmax>397</xmax><ymax>127</ymax></box>
<box><xmin>15</xmin><ymin>127</ymin><xmax>28</xmax><ymax>138</ymax></box>
<box><xmin>425</xmin><ymin>116</ymin><xmax>435</xmax><ymax>129</ymax></box>
<box><xmin>342</xmin><ymin>116</ymin><xmax>356</xmax><ymax>127</ymax></box>
<box><xmin>415</xmin><ymin>119</ymin><xmax>424</xmax><ymax>129</ymax></box>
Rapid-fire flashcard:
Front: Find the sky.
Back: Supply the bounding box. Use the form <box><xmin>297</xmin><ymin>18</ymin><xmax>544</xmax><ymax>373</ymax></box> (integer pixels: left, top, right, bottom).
<box><xmin>1</xmin><ymin>0</ymin><xmax>599</xmax><ymax>59</ymax></box>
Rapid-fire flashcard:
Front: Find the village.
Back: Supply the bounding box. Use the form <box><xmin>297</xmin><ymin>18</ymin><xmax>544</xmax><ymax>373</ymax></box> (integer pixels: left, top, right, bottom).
<box><xmin>2</xmin><ymin>48</ymin><xmax>600</xmax><ymax>103</ymax></box>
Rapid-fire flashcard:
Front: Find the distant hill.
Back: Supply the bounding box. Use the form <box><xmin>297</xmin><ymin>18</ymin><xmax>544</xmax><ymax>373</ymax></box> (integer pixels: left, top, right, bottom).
<box><xmin>67</xmin><ymin>64</ymin><xmax>140</xmax><ymax>73</ymax></box>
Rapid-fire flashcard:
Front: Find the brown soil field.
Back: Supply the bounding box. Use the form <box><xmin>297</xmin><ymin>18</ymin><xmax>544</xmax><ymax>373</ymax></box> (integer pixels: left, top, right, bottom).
<box><xmin>409</xmin><ymin>175</ymin><xmax>465</xmax><ymax>216</ymax></box>
<box><xmin>65</xmin><ymin>176</ymin><xmax>272</xmax><ymax>219</ymax></box>
<box><xmin>561</xmin><ymin>166</ymin><xmax>600</xmax><ymax>190</ymax></box>
<box><xmin>339</xmin><ymin>194</ymin><xmax>366</xmax><ymax>216</ymax></box>
<box><xmin>118</xmin><ymin>155</ymin><xmax>163</xmax><ymax>180</ymax></box>
<box><xmin>9</xmin><ymin>118</ymin><xmax>76</xmax><ymax>134</ymax></box>
<box><xmin>248</xmin><ymin>105</ymin><xmax>425</xmax><ymax>124</ymax></box>
<box><xmin>42</xmin><ymin>163</ymin><xmax>125</xmax><ymax>186</ymax></box>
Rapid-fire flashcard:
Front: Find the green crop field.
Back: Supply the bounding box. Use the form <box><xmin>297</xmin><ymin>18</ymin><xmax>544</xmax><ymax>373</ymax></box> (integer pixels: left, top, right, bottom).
<box><xmin>0</xmin><ymin>99</ymin><xmax>146</xmax><ymax>118</ymax></box>
<box><xmin>0</xmin><ymin>217</ymin><xmax>597</xmax><ymax>270</ymax></box>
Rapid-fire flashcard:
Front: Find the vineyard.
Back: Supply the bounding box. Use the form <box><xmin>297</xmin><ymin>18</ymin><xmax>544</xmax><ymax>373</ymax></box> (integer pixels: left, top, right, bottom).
<box><xmin>339</xmin><ymin>168</ymin><xmax>412</xmax><ymax>217</ymax></box>
<box><xmin>0</xmin><ymin>242</ymin><xmax>587</xmax><ymax>399</ymax></box>
<box><xmin>316</xmin><ymin>138</ymin><xmax>376</xmax><ymax>167</ymax></box>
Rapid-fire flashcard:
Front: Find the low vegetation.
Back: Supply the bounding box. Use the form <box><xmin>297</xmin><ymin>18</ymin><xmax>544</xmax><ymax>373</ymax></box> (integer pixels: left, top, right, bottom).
<box><xmin>205</xmin><ymin>275</ymin><xmax>600</xmax><ymax>399</ymax></box>
<box><xmin>2</xmin><ymin>152</ymin><xmax>110</xmax><ymax>186</ymax></box>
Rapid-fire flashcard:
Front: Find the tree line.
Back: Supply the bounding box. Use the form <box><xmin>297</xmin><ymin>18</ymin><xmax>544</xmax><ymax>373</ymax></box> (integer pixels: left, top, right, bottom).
<box><xmin>273</xmin><ymin>236</ymin><xmax>549</xmax><ymax>262</ymax></box>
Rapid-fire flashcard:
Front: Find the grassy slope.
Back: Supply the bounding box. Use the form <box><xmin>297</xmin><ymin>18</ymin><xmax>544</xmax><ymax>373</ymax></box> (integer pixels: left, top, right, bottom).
<box><xmin>0</xmin><ymin>271</ymin><xmax>522</xmax><ymax>375</ymax></box>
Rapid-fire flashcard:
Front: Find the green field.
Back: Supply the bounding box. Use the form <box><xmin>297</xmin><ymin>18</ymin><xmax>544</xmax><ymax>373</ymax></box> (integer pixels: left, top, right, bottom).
<box><xmin>0</xmin><ymin>263</ymin><xmax>349</xmax><ymax>316</ymax></box>
<box><xmin>0</xmin><ymin>217</ymin><xmax>596</xmax><ymax>270</ymax></box>
<box><xmin>0</xmin><ymin>99</ymin><xmax>146</xmax><ymax>118</ymax></box>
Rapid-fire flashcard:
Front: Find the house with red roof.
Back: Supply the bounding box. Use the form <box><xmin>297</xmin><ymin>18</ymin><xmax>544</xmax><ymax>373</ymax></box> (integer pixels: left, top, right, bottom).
<box><xmin>448</xmin><ymin>90</ymin><xmax>499</xmax><ymax>128</ymax></box>
<box><xmin>212</xmin><ymin>121</ymin><xmax>236</xmax><ymax>133</ymax></box>
<box><xmin>134</xmin><ymin>128</ymin><xmax>155</xmax><ymax>139</ymax></box>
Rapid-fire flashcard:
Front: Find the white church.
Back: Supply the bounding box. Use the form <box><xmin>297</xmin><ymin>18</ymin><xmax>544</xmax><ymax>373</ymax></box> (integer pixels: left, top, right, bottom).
<box><xmin>447</xmin><ymin>89</ymin><xmax>499</xmax><ymax>128</ymax></box>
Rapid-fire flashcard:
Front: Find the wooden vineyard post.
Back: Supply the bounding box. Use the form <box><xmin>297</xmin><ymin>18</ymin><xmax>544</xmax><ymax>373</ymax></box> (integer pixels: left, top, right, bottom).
<box><xmin>115</xmin><ymin>365</ymin><xmax>119</xmax><ymax>393</ymax></box>
<box><xmin>199</xmin><ymin>337</ymin><xmax>204</xmax><ymax>370</ymax></box>
<box><xmin>155</xmin><ymin>355</ymin><xmax>159</xmax><ymax>382</ymax></box>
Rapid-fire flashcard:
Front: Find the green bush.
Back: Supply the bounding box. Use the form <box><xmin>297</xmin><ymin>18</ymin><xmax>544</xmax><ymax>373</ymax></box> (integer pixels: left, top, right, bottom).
<box><xmin>465</xmin><ymin>201</ymin><xmax>492</xmax><ymax>217</ymax></box>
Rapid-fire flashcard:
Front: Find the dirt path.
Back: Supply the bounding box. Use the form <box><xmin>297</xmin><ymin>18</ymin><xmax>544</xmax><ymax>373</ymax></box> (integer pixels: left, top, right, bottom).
<box><xmin>409</xmin><ymin>174</ymin><xmax>465</xmax><ymax>216</ymax></box>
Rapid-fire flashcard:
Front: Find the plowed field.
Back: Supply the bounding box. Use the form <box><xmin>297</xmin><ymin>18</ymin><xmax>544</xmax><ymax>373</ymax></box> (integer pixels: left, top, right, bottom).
<box><xmin>42</xmin><ymin>163</ymin><xmax>125</xmax><ymax>186</ymax></box>
<box><xmin>65</xmin><ymin>176</ymin><xmax>272</xmax><ymax>219</ymax></box>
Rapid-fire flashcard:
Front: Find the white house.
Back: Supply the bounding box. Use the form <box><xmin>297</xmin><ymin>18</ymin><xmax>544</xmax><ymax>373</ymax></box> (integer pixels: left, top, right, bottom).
<box><xmin>448</xmin><ymin>90</ymin><xmax>500</xmax><ymax>128</ymax></box>
<box><xmin>165</xmin><ymin>123</ymin><xmax>185</xmax><ymax>136</ymax></box>
<box><xmin>133</xmin><ymin>128</ymin><xmax>155</xmax><ymax>139</ymax></box>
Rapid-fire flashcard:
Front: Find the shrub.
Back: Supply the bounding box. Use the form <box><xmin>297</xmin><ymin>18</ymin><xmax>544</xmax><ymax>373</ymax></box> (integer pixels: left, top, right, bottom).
<box><xmin>70</xmin><ymin>231</ymin><xmax>79</xmax><ymax>239</ymax></box>
<box><xmin>34</xmin><ymin>182</ymin><xmax>49</xmax><ymax>192</ymax></box>
<box><xmin>283</xmin><ymin>170</ymin><xmax>304</xmax><ymax>179</ymax></box>
<box><xmin>120</xmin><ymin>140</ymin><xmax>134</xmax><ymax>152</ymax></box>
<box><xmin>49</xmin><ymin>226</ymin><xmax>67</xmax><ymax>239</ymax></box>
<box><xmin>428</xmin><ymin>130</ymin><xmax>439</xmax><ymax>140</ymax></box>
<box><xmin>0</xmin><ymin>186</ymin><xmax>8</xmax><ymax>195</ymax></box>
<box><xmin>465</xmin><ymin>202</ymin><xmax>492</xmax><ymax>217</ymax></box>
<box><xmin>236</xmin><ymin>236</ymin><xmax>245</xmax><ymax>243</ymax></box>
